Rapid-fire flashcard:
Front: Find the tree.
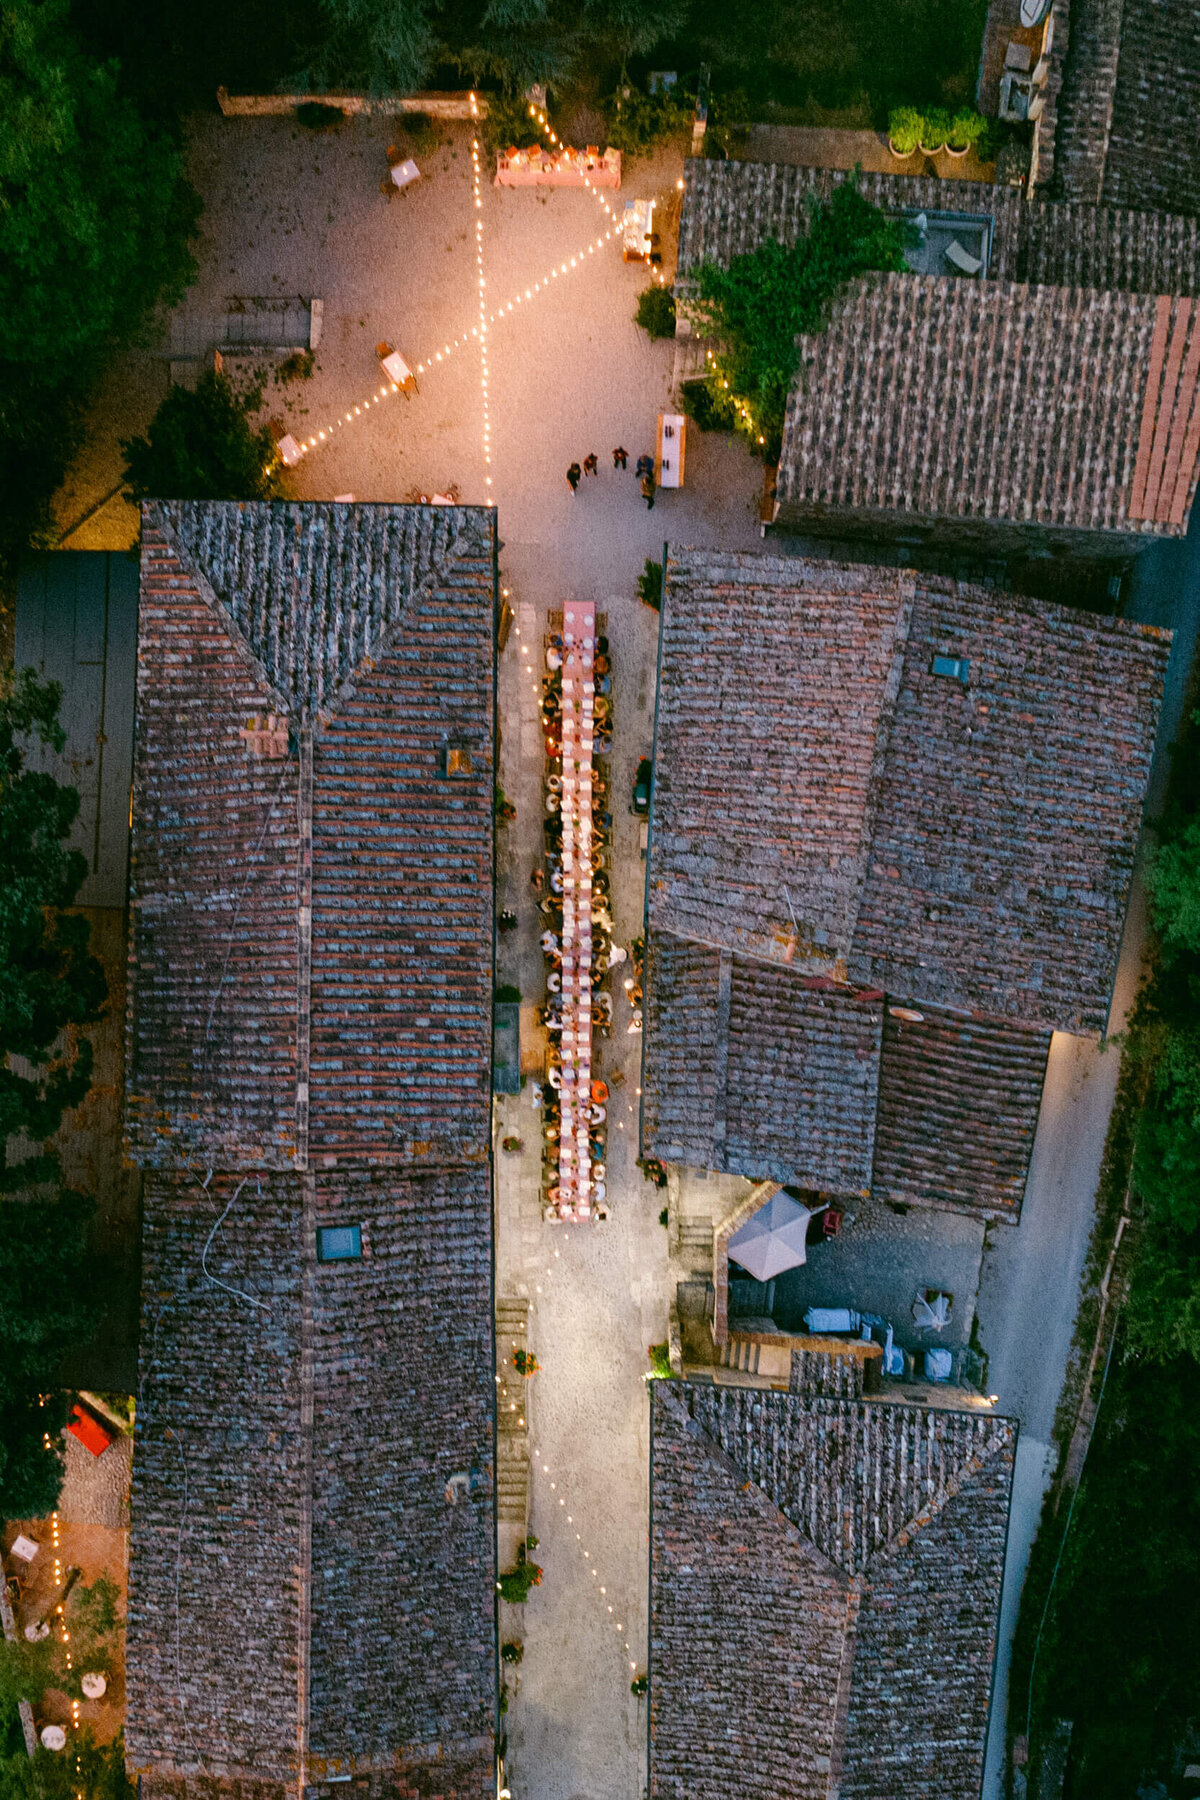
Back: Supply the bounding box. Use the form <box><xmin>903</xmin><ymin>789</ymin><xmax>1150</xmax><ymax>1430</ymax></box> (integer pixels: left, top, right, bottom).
<box><xmin>122</xmin><ymin>371</ymin><xmax>284</xmax><ymax>503</ymax></box>
<box><xmin>302</xmin><ymin>0</ymin><xmax>435</xmax><ymax>93</ymax></box>
<box><xmin>0</xmin><ymin>0</ymin><xmax>199</xmax><ymax>575</ymax></box>
<box><xmin>0</xmin><ymin>671</ymin><xmax>105</xmax><ymax>1520</ymax></box>
<box><xmin>688</xmin><ymin>177</ymin><xmax>909</xmax><ymax>457</ymax></box>
<box><xmin>0</xmin><ymin>671</ymin><xmax>106</xmax><ymax>1170</ymax></box>
<box><xmin>0</xmin><ymin>1734</ymin><xmax>135</xmax><ymax>1800</ymax></box>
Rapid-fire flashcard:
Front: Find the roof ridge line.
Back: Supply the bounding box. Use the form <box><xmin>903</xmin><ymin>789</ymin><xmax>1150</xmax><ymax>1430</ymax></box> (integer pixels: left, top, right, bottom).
<box><xmin>312</xmin><ymin>509</ymin><xmax>494</xmax><ymax>730</ymax></box>
<box><xmin>144</xmin><ymin>502</ymin><xmax>292</xmax><ymax>715</ymax></box>
<box><xmin>867</xmin><ymin>1420</ymin><xmax>1016</xmax><ymax>1568</ymax></box>
<box><xmin>667</xmin><ymin>1384</ymin><xmax>852</xmax><ymax>1584</ymax></box>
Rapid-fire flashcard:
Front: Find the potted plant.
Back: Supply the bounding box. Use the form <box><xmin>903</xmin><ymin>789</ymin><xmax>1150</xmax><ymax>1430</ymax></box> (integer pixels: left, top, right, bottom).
<box><xmin>887</xmin><ymin>106</ymin><xmax>923</xmax><ymax>158</ymax></box>
<box><xmin>947</xmin><ymin>108</ymin><xmax>984</xmax><ymax>156</ymax></box>
<box><xmin>919</xmin><ymin>107</ymin><xmax>953</xmax><ymax>154</ymax></box>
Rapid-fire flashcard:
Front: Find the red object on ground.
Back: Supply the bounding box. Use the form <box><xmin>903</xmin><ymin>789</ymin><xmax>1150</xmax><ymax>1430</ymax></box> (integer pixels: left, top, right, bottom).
<box><xmin>67</xmin><ymin>1404</ymin><xmax>115</xmax><ymax>1458</ymax></box>
<box><xmin>820</xmin><ymin>1209</ymin><xmax>844</xmax><ymax>1239</ymax></box>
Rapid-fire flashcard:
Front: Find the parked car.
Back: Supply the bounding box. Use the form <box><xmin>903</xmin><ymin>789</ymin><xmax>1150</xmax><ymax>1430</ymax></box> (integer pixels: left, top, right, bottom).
<box><xmin>633</xmin><ymin>757</ymin><xmax>653</xmax><ymax>816</ymax></box>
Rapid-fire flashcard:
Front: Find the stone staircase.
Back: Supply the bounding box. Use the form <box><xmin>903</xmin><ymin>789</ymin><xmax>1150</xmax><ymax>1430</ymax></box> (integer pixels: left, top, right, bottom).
<box><xmin>716</xmin><ymin>1320</ymin><xmax>793</xmax><ymax>1388</ymax></box>
<box><xmin>496</xmin><ymin>1297</ymin><xmax>531</xmax><ymax>1534</ymax></box>
<box><xmin>675</xmin><ymin>1214</ymin><xmax>715</xmax><ymax>1273</ymax></box>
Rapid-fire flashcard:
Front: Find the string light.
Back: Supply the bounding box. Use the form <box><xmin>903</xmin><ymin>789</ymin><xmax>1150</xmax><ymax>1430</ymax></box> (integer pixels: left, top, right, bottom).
<box><xmin>469</xmin><ymin>95</ymin><xmax>493</xmax><ymax>503</ymax></box>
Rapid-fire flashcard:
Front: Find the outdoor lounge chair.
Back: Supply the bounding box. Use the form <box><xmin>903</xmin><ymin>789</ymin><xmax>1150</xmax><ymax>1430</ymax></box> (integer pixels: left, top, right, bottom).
<box><xmin>945</xmin><ymin>238</ymin><xmax>984</xmax><ymax>276</ymax></box>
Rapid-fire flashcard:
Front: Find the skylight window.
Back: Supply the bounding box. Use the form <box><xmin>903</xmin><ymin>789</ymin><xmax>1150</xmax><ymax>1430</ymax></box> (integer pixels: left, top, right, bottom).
<box><xmin>931</xmin><ymin>655</ymin><xmax>969</xmax><ymax>684</ymax></box>
<box><xmin>443</xmin><ymin>742</ymin><xmax>474</xmax><ymax>777</ymax></box>
<box><xmin>316</xmin><ymin>1224</ymin><xmax>362</xmax><ymax>1263</ymax></box>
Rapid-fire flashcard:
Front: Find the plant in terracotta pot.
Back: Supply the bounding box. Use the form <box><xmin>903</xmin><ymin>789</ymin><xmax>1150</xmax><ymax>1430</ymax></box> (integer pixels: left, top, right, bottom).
<box><xmin>947</xmin><ymin>108</ymin><xmax>985</xmax><ymax>155</ymax></box>
<box><xmin>887</xmin><ymin>106</ymin><xmax>923</xmax><ymax>157</ymax></box>
<box><xmin>919</xmin><ymin>106</ymin><xmax>953</xmax><ymax>154</ymax></box>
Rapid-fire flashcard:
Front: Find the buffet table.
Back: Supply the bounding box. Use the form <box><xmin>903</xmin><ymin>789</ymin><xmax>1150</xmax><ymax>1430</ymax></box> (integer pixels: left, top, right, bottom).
<box><xmin>496</xmin><ymin>145</ymin><xmax>622</xmax><ymax>189</ymax></box>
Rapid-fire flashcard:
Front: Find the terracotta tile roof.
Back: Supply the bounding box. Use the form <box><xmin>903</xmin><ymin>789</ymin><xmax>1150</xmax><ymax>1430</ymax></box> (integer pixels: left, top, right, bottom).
<box><xmin>641</xmin><ymin>549</ymin><xmax>1167</xmax><ymax>1209</ymax></box>
<box><xmin>648</xmin><ymin>551</ymin><xmax>913</xmax><ymax>966</ymax></box>
<box><xmin>873</xmin><ymin>1007</ymin><xmax>1051</xmax><ymax>1219</ymax></box>
<box><xmin>648</xmin><ymin>548</ymin><xmax>1168</xmax><ymax>1033</ymax></box>
<box><xmin>127</xmin><ymin>1169</ymin><xmax>496</xmax><ymax>1793</ymax></box>
<box><xmin>1049</xmin><ymin>0</ymin><xmax>1200</xmax><ymax>216</ymax></box>
<box><xmin>675</xmin><ymin>158</ymin><xmax>1015</xmax><ymax>278</ymax></box>
<box><xmin>676</xmin><ymin>156</ymin><xmax>1200</xmax><ymax>297</ymax></box>
<box><xmin>650</xmin><ymin>1383</ymin><xmax>1016</xmax><ymax>1800</ymax></box>
<box><xmin>1016</xmin><ymin>200</ymin><xmax>1200</xmax><ymax>295</ymax></box>
<box><xmin>127</xmin><ymin>501</ymin><xmax>496</xmax><ymax>1171</ymax></box>
<box><xmin>848</xmin><ymin>578</ymin><xmax>1170</xmax><ymax>1031</ymax></box>
<box><xmin>777</xmin><ymin>276</ymin><xmax>1200</xmax><ymax>540</ymax></box>
<box><xmin>642</xmin><ymin>931</ymin><xmax>882</xmax><ymax>1191</ymax></box>
<box><xmin>125</xmin><ymin>502</ymin><xmax>498</xmax><ymax>1798</ymax></box>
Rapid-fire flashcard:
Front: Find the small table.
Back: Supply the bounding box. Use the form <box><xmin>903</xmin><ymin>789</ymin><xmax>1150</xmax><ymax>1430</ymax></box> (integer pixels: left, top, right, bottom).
<box><xmin>389</xmin><ymin>158</ymin><xmax>420</xmax><ymax>191</ymax></box>
<box><xmin>378</xmin><ymin>345</ymin><xmax>418</xmax><ymax>397</ymax></box>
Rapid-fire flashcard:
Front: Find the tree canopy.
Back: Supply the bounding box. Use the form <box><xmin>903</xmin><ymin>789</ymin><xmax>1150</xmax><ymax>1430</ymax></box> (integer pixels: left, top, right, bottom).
<box><xmin>0</xmin><ymin>670</ymin><xmax>104</xmax><ymax>1521</ymax></box>
<box><xmin>0</xmin><ymin>0</ymin><xmax>199</xmax><ymax>575</ymax></box>
<box><xmin>122</xmin><ymin>370</ymin><xmax>283</xmax><ymax>504</ymax></box>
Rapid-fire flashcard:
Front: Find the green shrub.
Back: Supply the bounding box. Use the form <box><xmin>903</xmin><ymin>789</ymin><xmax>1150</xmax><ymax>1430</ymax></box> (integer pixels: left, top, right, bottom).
<box><xmin>646</xmin><ymin>1342</ymin><xmax>675</xmax><ymax>1380</ymax></box>
<box><xmin>498</xmin><ymin>1547</ymin><xmax>543</xmax><ymax>1603</ymax></box>
<box><xmin>637</xmin><ymin>558</ymin><xmax>663</xmax><ymax>610</ymax></box>
<box><xmin>121</xmin><ymin>371</ymin><xmax>282</xmax><ymax>503</ymax></box>
<box><xmin>400</xmin><ymin>111</ymin><xmax>437</xmax><ymax>155</ymax></box>
<box><xmin>888</xmin><ymin>106</ymin><xmax>923</xmax><ymax>153</ymax></box>
<box><xmin>920</xmin><ymin>106</ymin><xmax>953</xmax><ymax>147</ymax></box>
<box><xmin>495</xmin><ymin>984</ymin><xmax>521</xmax><ymax>1003</ymax></box>
<box><xmin>603</xmin><ymin>83</ymin><xmax>691</xmax><ymax>154</ymax></box>
<box><xmin>276</xmin><ymin>349</ymin><xmax>314</xmax><ymax>384</ymax></box>
<box><xmin>949</xmin><ymin>107</ymin><xmax>986</xmax><ymax>149</ymax></box>
<box><xmin>634</xmin><ymin>285</ymin><xmax>677</xmax><ymax>339</ymax></box>
<box><xmin>679</xmin><ymin>377</ymin><xmax>738</xmax><ymax>433</ymax></box>
<box><xmin>483</xmin><ymin>91</ymin><xmax>540</xmax><ymax>155</ymax></box>
<box><xmin>295</xmin><ymin>102</ymin><xmax>344</xmax><ymax>130</ymax></box>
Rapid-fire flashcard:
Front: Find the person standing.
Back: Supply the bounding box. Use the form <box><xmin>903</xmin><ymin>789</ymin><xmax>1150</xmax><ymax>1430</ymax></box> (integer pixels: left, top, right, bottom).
<box><xmin>612</xmin><ymin>446</ymin><xmax>628</xmax><ymax>470</ymax></box>
<box><xmin>583</xmin><ymin>452</ymin><xmax>598</xmax><ymax>477</ymax></box>
<box><xmin>641</xmin><ymin>471</ymin><xmax>656</xmax><ymax>510</ymax></box>
<box><xmin>566</xmin><ymin>462</ymin><xmax>581</xmax><ymax>493</ymax></box>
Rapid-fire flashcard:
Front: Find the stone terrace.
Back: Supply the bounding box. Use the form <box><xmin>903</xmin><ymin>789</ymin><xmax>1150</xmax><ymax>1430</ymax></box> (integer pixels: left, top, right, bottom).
<box><xmin>675</xmin><ymin>157</ymin><xmax>1200</xmax><ymax>297</ymax></box>
<box><xmin>125</xmin><ymin>501</ymin><xmax>500</xmax><ymax>1800</ymax></box>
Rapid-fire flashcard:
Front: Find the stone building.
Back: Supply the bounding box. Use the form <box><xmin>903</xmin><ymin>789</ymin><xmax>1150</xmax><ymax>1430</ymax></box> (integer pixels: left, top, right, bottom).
<box><xmin>123</xmin><ymin>501</ymin><xmax>499</xmax><ymax>1800</ymax></box>
<box><xmin>674</xmin><ymin>158</ymin><xmax>1200</xmax><ymax>561</ymax></box>
<box><xmin>649</xmin><ymin>1378</ymin><xmax>1017</xmax><ymax>1799</ymax></box>
<box><xmin>640</xmin><ymin>546</ymin><xmax>1169</xmax><ymax>1222</ymax></box>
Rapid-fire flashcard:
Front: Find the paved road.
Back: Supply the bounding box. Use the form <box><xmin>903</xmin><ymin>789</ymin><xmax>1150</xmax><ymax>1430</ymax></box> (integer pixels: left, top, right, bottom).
<box><xmin>980</xmin><ymin>507</ymin><xmax>1200</xmax><ymax>1798</ymax></box>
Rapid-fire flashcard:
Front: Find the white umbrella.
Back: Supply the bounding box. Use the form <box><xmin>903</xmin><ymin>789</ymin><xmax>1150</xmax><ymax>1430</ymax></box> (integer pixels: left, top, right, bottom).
<box><xmin>728</xmin><ymin>1192</ymin><xmax>813</xmax><ymax>1282</ymax></box>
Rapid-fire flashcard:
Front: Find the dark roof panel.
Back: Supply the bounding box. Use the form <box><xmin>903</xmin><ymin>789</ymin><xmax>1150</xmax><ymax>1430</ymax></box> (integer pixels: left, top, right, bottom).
<box><xmin>127</xmin><ymin>1170</ymin><xmax>496</xmax><ymax>1787</ymax></box>
<box><xmin>642</xmin><ymin>934</ymin><xmax>883</xmax><ymax>1192</ymax></box>
<box><xmin>649</xmin><ymin>551</ymin><xmax>913</xmax><ymax>964</ymax></box>
<box><xmin>851</xmin><ymin>583</ymin><xmax>1170</xmax><ymax>1031</ymax></box>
